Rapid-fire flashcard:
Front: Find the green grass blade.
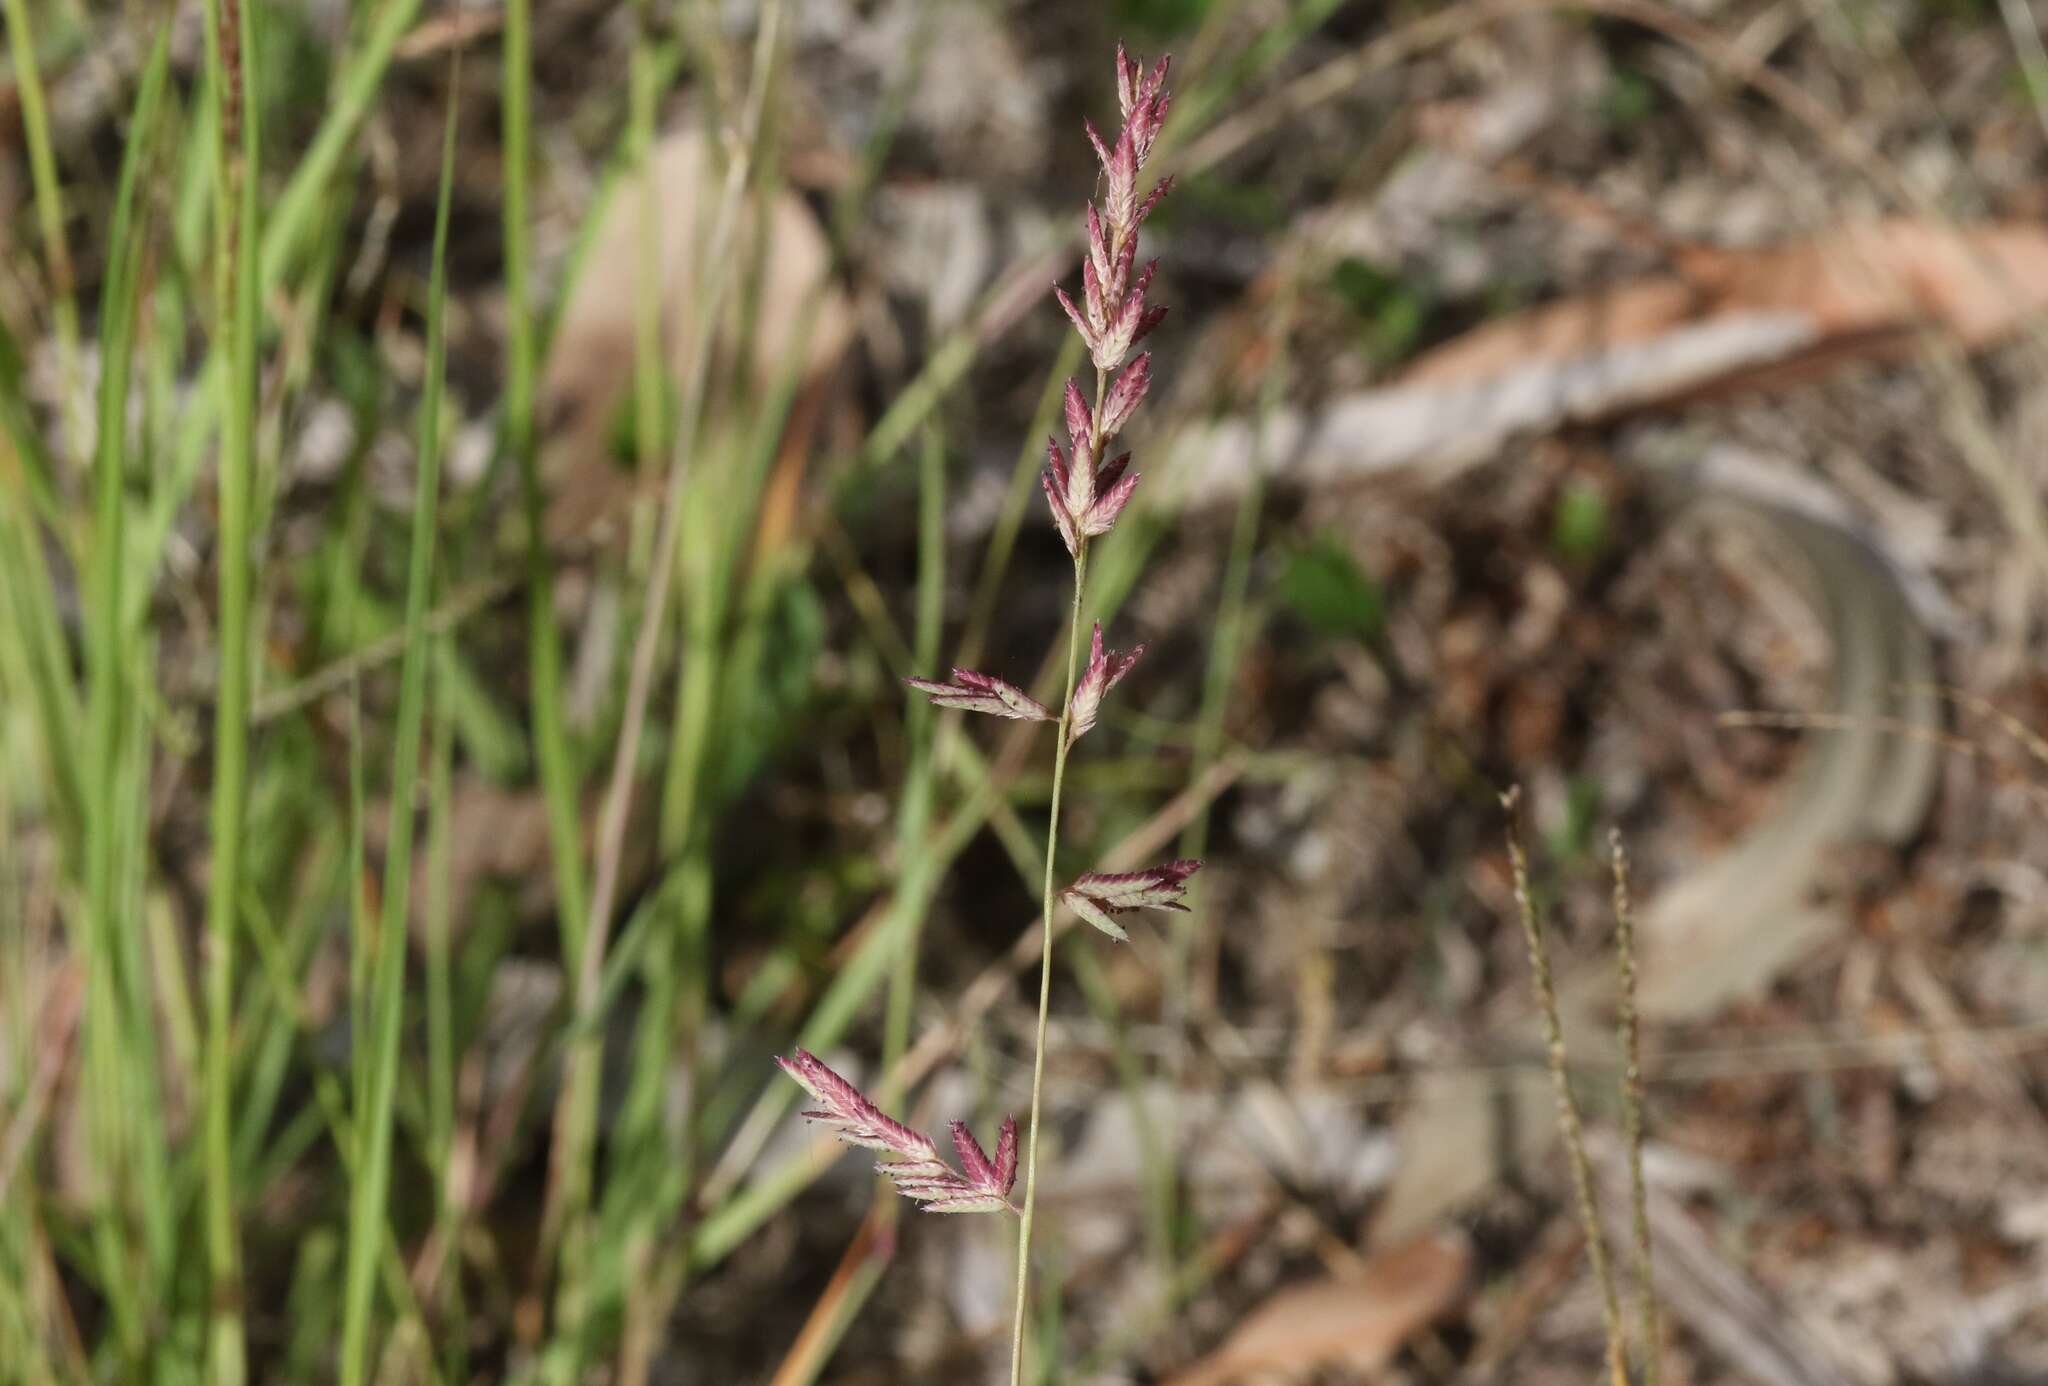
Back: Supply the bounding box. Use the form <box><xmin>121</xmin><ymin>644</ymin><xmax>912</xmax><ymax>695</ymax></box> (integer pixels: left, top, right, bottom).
<box><xmin>503</xmin><ymin>0</ymin><xmax>592</xmax><ymax>976</ymax></box>
<box><xmin>258</xmin><ymin>0</ymin><xmax>425</xmax><ymax>291</ymax></box>
<box><xmin>201</xmin><ymin>0</ymin><xmax>262</xmax><ymax>1374</ymax></box>
<box><xmin>422</xmin><ymin>633</ymin><xmax>469</xmax><ymax>1382</ymax></box>
<box><xmin>338</xmin><ymin>70</ymin><xmax>459</xmax><ymax>1386</ymax></box>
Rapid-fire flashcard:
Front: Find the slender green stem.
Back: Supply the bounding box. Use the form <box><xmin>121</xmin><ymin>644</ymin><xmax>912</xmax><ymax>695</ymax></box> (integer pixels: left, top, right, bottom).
<box><xmin>1009</xmin><ymin>540</ymin><xmax>1091</xmax><ymax>1386</ymax></box>
<box><xmin>257</xmin><ymin>0</ymin><xmax>424</xmax><ymax>291</ymax></box>
<box><xmin>503</xmin><ymin>0</ymin><xmax>591</xmax><ymax>969</ymax></box>
<box><xmin>424</xmin><ymin>707</ymin><xmax>472</xmax><ymax>1380</ymax></box>
<box><xmin>338</xmin><ymin>69</ymin><xmax>456</xmax><ymax>1386</ymax></box>
<box><xmin>203</xmin><ymin>0</ymin><xmax>260</xmax><ymax>1376</ymax></box>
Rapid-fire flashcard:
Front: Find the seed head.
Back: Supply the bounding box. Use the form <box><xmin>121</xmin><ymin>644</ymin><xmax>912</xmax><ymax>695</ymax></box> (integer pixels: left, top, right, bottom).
<box><xmin>1061</xmin><ymin>859</ymin><xmax>1203</xmax><ymax>941</ymax></box>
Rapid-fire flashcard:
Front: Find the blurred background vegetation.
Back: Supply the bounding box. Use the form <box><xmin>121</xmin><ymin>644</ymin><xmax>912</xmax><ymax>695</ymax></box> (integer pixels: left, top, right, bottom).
<box><xmin>7</xmin><ymin>0</ymin><xmax>2048</xmax><ymax>1381</ymax></box>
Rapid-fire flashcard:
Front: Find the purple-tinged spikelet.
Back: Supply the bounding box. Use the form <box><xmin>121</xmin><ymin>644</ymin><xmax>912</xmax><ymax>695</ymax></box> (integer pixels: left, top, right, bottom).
<box><xmin>777</xmin><ymin>1050</ymin><xmax>1019</xmax><ymax>1215</ymax></box>
<box><xmin>1080</xmin><ymin>464</ymin><xmax>1138</xmax><ymax>539</ymax></box>
<box><xmin>906</xmin><ymin>669</ymin><xmax>1054</xmax><ymax>722</ymax></box>
<box><xmin>1063</xmin><ymin>379</ymin><xmax>1092</xmax><ymax>456</ymax></box>
<box><xmin>1041</xmin><ymin>470</ymin><xmax>1082</xmax><ymax>557</ymax></box>
<box><xmin>1099</xmin><ymin>355</ymin><xmax>1151</xmax><ymax>440</ymax></box>
<box><xmin>1115</xmin><ymin>45</ymin><xmax>1172</xmax><ymax>156</ymax></box>
<box><xmin>993</xmin><ymin>1109</ymin><xmax>1019</xmax><ymax>1192</ymax></box>
<box><xmin>1060</xmin><ymin>859</ymin><xmax>1202</xmax><ymax>941</ymax></box>
<box><xmin>1068</xmin><ymin>623</ymin><xmax>1144</xmax><ymax>741</ymax></box>
<box><xmin>950</xmin><ymin>1117</ymin><xmax>1019</xmax><ymax>1201</ymax></box>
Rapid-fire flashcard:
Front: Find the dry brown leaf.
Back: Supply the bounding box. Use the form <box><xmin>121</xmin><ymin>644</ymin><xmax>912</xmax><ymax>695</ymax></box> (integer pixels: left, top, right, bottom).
<box><xmin>1153</xmin><ymin>221</ymin><xmax>2048</xmax><ymax>514</ymax></box>
<box><xmin>540</xmin><ymin>128</ymin><xmax>854</xmax><ymax>547</ymax></box>
<box><xmin>1163</xmin><ymin>1230</ymin><xmax>1471</xmax><ymax>1386</ymax></box>
<box><xmin>1400</xmin><ymin>220</ymin><xmax>2048</xmax><ymax>395</ymax></box>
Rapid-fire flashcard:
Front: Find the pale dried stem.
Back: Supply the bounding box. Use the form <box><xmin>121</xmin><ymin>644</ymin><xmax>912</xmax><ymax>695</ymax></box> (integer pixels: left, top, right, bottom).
<box><xmin>1611</xmin><ymin>830</ymin><xmax>1659</xmax><ymax>1386</ymax></box>
<box><xmin>1502</xmin><ymin>787</ymin><xmax>1629</xmax><ymax>1386</ymax></box>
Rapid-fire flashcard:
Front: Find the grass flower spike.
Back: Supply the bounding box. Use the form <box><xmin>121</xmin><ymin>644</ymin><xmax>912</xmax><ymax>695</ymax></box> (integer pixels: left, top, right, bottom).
<box><xmin>1005</xmin><ymin>45</ymin><xmax>1194</xmax><ymax>1385</ymax></box>
<box><xmin>777</xmin><ymin>1050</ymin><xmax>1018</xmax><ymax>1214</ymax></box>
<box><xmin>794</xmin><ymin>45</ymin><xmax>1196</xmax><ymax>1385</ymax></box>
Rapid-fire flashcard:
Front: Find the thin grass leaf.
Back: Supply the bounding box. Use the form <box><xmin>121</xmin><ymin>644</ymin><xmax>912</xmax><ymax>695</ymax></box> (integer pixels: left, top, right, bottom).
<box><xmin>503</xmin><ymin>0</ymin><xmax>593</xmax><ymax>969</ymax></box>
<box><xmin>201</xmin><ymin>0</ymin><xmax>261</xmax><ymax>1368</ymax></box>
<box><xmin>338</xmin><ymin>68</ymin><xmax>457</xmax><ymax>1386</ymax></box>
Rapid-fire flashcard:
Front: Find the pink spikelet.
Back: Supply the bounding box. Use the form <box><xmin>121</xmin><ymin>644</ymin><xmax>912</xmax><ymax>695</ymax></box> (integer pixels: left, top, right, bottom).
<box><xmin>907</xmin><ymin>669</ymin><xmax>1053</xmax><ymax>722</ymax></box>
<box><xmin>1081</xmin><ymin>466</ymin><xmax>1140</xmax><ymax>538</ymax></box>
<box><xmin>1060</xmin><ymin>859</ymin><xmax>1202</xmax><ymax>942</ymax></box>
<box><xmin>993</xmin><ymin>1110</ymin><xmax>1019</xmax><ymax>1193</ymax></box>
<box><xmin>1042</xmin><ymin>471</ymin><xmax>1080</xmax><ymax>557</ymax></box>
<box><xmin>951</xmin><ymin>1116</ymin><xmax>1019</xmax><ymax>1201</ymax></box>
<box><xmin>1067</xmin><ymin>622</ymin><xmax>1145</xmax><ymax>742</ymax></box>
<box><xmin>1099</xmin><ymin>354</ymin><xmax>1151</xmax><ymax>441</ymax></box>
<box><xmin>1115</xmin><ymin>44</ymin><xmax>1172</xmax><ymax>140</ymax></box>
<box><xmin>1063</xmin><ymin>379</ymin><xmax>1092</xmax><ymax>457</ymax></box>
<box><xmin>776</xmin><ymin>1050</ymin><xmax>1019</xmax><ymax>1215</ymax></box>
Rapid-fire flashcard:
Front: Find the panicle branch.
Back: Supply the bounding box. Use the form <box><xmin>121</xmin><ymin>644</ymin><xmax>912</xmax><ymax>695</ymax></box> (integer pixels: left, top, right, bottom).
<box><xmin>904</xmin><ymin>669</ymin><xmax>1054</xmax><ymax>722</ymax></box>
<box><xmin>776</xmin><ymin>1050</ymin><xmax>1018</xmax><ymax>1215</ymax></box>
<box><xmin>1061</xmin><ymin>858</ymin><xmax>1201</xmax><ymax>942</ymax></box>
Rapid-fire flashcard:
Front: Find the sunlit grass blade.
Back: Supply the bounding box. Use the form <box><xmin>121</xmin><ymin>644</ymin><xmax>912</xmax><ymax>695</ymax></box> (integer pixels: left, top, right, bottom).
<box><xmin>258</xmin><ymin>0</ymin><xmax>425</xmax><ymax>289</ymax></box>
<box><xmin>338</xmin><ymin>68</ymin><xmax>459</xmax><ymax>1386</ymax></box>
<box><xmin>502</xmin><ymin>0</ymin><xmax>593</xmax><ymax>978</ymax></box>
<box><xmin>422</xmin><ymin>632</ymin><xmax>469</xmax><ymax>1382</ymax></box>
<box><xmin>201</xmin><ymin>0</ymin><xmax>262</xmax><ymax>1374</ymax></box>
